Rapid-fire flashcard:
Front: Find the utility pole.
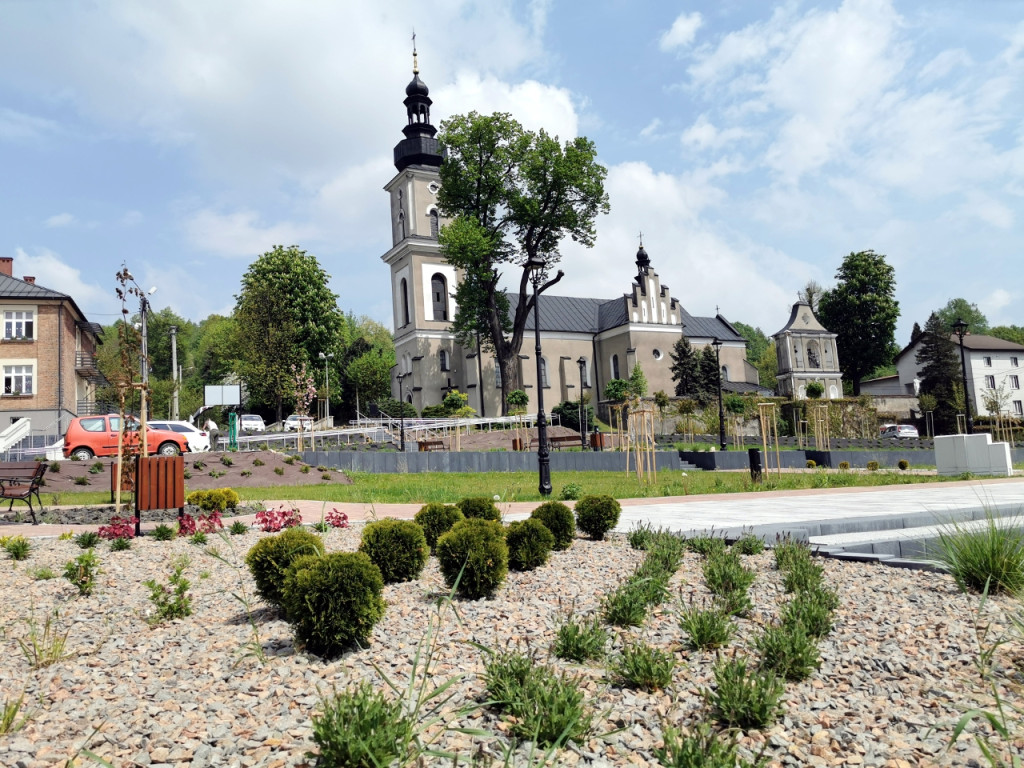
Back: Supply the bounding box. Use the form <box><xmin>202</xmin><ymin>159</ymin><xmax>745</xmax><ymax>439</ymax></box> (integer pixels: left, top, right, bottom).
<box><xmin>170</xmin><ymin>325</ymin><xmax>179</xmax><ymax>420</ymax></box>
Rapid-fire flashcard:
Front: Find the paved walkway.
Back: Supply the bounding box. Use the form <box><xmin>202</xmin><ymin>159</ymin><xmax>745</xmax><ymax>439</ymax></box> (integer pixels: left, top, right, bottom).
<box><xmin>3</xmin><ymin>477</ymin><xmax>1022</xmax><ymax>540</ymax></box>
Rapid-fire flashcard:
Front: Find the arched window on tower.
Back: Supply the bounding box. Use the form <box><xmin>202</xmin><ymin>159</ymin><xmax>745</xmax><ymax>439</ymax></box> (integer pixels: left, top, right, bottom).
<box><xmin>400</xmin><ymin>278</ymin><xmax>410</xmax><ymax>327</ymax></box>
<box><xmin>611</xmin><ymin>354</ymin><xmax>620</xmax><ymax>380</ymax></box>
<box><xmin>429</xmin><ymin>209</ymin><xmax>439</xmax><ymax>237</ymax></box>
<box><xmin>439</xmin><ymin>350</ymin><xmax>449</xmax><ymax>372</ymax></box>
<box><xmin>398</xmin><ymin>210</ymin><xmax>406</xmax><ymax>239</ymax></box>
<box><xmin>431</xmin><ymin>274</ymin><xmax>448</xmax><ymax>321</ymax></box>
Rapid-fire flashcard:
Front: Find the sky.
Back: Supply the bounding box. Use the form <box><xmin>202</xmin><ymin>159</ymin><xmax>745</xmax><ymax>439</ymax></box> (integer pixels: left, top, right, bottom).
<box><xmin>1</xmin><ymin>0</ymin><xmax>1022</xmax><ymax>346</ymax></box>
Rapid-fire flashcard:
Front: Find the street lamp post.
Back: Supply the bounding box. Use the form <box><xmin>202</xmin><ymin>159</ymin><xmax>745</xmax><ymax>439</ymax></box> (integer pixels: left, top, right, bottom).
<box><xmin>319</xmin><ymin>352</ymin><xmax>335</xmax><ymax>425</ymax></box>
<box><xmin>139</xmin><ymin>287</ymin><xmax>156</xmax><ymax>456</ymax></box>
<box><xmin>577</xmin><ymin>356</ymin><xmax>587</xmax><ymax>449</ymax></box>
<box><xmin>712</xmin><ymin>339</ymin><xmax>726</xmax><ymax>451</ymax></box>
<box><xmin>528</xmin><ymin>255</ymin><xmax>552</xmax><ymax>496</ymax></box>
<box><xmin>952</xmin><ymin>318</ymin><xmax>974</xmax><ymax>434</ymax></box>
<box><xmin>397</xmin><ymin>372</ymin><xmax>410</xmax><ymax>452</ymax></box>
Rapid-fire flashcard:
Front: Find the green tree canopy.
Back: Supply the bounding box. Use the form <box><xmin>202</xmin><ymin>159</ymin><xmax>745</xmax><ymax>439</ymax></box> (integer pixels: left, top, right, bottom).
<box><xmin>437</xmin><ymin>111</ymin><xmax>610</xmax><ymax>413</ymax></box>
<box><xmin>933</xmin><ymin>298</ymin><xmax>989</xmax><ymax>336</ymax></box>
<box><xmin>797</xmin><ymin>281</ymin><xmax>824</xmax><ymax>314</ymax></box>
<box><xmin>916</xmin><ymin>312</ymin><xmax>961</xmax><ymax>434</ymax></box>
<box><xmin>731</xmin><ymin>321</ymin><xmax>770</xmax><ymax>364</ymax></box>
<box><xmin>696</xmin><ymin>346</ymin><xmax>721</xmax><ymax>408</ymax></box>
<box><xmin>990</xmin><ymin>325</ymin><xmax>1024</xmax><ymax>346</ymax></box>
<box><xmin>628</xmin><ymin>362</ymin><xmax>648</xmax><ymax>399</ymax></box>
<box><xmin>817</xmin><ymin>250</ymin><xmax>900</xmax><ymax>395</ymax></box>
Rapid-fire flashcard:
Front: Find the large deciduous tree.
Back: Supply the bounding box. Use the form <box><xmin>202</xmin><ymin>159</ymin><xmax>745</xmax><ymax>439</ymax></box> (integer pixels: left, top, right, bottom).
<box><xmin>234</xmin><ymin>246</ymin><xmax>343</xmax><ymax>421</ymax></box>
<box><xmin>915</xmin><ymin>312</ymin><xmax>961</xmax><ymax>435</ymax></box>
<box><xmin>934</xmin><ymin>298</ymin><xmax>989</xmax><ymax>336</ymax></box>
<box><xmin>437</xmin><ymin>111</ymin><xmax>610</xmax><ymax>414</ymax></box>
<box><xmin>817</xmin><ymin>250</ymin><xmax>900</xmax><ymax>395</ymax></box>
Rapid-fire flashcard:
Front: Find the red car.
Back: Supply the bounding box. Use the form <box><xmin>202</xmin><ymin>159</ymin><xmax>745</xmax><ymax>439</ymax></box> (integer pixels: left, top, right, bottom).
<box><xmin>63</xmin><ymin>415</ymin><xmax>189</xmax><ymax>460</ymax></box>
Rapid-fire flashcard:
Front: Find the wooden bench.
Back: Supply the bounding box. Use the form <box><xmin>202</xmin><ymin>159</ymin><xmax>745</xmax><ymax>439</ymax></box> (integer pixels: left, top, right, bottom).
<box><xmin>530</xmin><ymin>435</ymin><xmax>583</xmax><ymax>451</ymax></box>
<box><xmin>418</xmin><ymin>438</ymin><xmax>445</xmax><ymax>452</ymax></box>
<box><xmin>0</xmin><ymin>461</ymin><xmax>47</xmax><ymax>524</ymax></box>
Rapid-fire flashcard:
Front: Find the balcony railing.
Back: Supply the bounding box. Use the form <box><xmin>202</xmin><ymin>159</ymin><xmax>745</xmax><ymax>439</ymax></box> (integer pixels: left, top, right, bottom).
<box><xmin>75</xmin><ymin>352</ymin><xmax>98</xmax><ymax>370</ymax></box>
<box><xmin>77</xmin><ymin>400</ymin><xmax>114</xmax><ymax>416</ymax></box>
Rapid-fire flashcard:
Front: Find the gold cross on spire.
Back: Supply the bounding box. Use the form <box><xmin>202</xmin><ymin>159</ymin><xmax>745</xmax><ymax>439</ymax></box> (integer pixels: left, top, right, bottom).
<box><xmin>412</xmin><ymin>30</ymin><xmax>419</xmax><ymax>74</ymax></box>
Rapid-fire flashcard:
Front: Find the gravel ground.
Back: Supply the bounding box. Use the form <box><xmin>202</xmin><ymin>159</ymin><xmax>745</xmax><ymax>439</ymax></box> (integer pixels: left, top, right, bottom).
<box><xmin>1</xmin><ymin>524</ymin><xmax>1022</xmax><ymax>767</ymax></box>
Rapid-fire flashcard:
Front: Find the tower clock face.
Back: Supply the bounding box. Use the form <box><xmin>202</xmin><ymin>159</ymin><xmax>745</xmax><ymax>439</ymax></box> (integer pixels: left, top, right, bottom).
<box><xmin>802</xmin><ymin>312</ymin><xmax>810</xmax><ymax>324</ymax></box>
<box><xmin>428</xmin><ymin>182</ymin><xmax>440</xmax><ymax>194</ymax></box>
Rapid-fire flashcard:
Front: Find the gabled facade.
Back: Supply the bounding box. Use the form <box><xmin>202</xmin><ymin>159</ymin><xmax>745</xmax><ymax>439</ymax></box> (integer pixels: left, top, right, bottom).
<box><xmin>381</xmin><ymin>60</ymin><xmax>759</xmax><ymax>418</ymax></box>
<box><xmin>863</xmin><ymin>332</ymin><xmax>1024</xmax><ymax>418</ymax></box>
<box><xmin>0</xmin><ymin>257</ymin><xmax>104</xmax><ymax>437</ymax></box>
<box><xmin>773</xmin><ymin>301</ymin><xmax>843</xmax><ymax>399</ymax></box>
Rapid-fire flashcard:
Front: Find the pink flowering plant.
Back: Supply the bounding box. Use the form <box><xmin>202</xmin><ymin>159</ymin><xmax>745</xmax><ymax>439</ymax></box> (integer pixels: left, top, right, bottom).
<box><xmin>325</xmin><ymin>508</ymin><xmax>349</xmax><ymax>528</ymax></box>
<box><xmin>290</xmin><ymin>362</ymin><xmax>317</xmax><ymax>420</ymax></box>
<box><xmin>98</xmin><ymin>516</ymin><xmax>138</xmax><ymax>540</ymax></box>
<box><xmin>255</xmin><ymin>506</ymin><xmax>303</xmax><ymax>533</ymax></box>
<box><xmin>177</xmin><ymin>510</ymin><xmax>224</xmax><ymax>537</ymax></box>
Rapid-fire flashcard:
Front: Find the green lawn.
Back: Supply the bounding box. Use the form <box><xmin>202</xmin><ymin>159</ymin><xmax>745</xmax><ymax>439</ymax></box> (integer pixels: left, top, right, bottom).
<box><xmin>45</xmin><ymin>467</ymin><xmax>953</xmax><ymax>507</ymax></box>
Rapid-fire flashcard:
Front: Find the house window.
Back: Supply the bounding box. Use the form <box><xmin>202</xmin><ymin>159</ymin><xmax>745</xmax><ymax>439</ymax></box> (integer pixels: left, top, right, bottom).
<box><xmin>611</xmin><ymin>354</ymin><xmax>620</xmax><ymax>380</ymax></box>
<box><xmin>495</xmin><ymin>364</ymin><xmax>502</xmax><ymax>388</ymax></box>
<box><xmin>431</xmin><ymin>274</ymin><xmax>448</xmax><ymax>321</ymax></box>
<box><xmin>539</xmin><ymin>358</ymin><xmax>549</xmax><ymax>388</ymax></box>
<box><xmin>3</xmin><ymin>364</ymin><xmax>33</xmax><ymax>395</ymax></box>
<box><xmin>429</xmin><ymin>209</ymin><xmax>439</xmax><ymax>237</ymax></box>
<box><xmin>1014</xmin><ymin>401</ymin><xmax>1023</xmax><ymax>416</ymax></box>
<box><xmin>400</xmin><ymin>279</ymin><xmax>410</xmax><ymax>326</ymax></box>
<box><xmin>1011</xmin><ymin>357</ymin><xmax>1019</xmax><ymax>367</ymax></box>
<box><xmin>4</xmin><ymin>311</ymin><xmax>33</xmax><ymax>340</ymax></box>
<box><xmin>1011</xmin><ymin>375</ymin><xmax>1020</xmax><ymax>389</ymax></box>
<box><xmin>721</xmin><ymin>365</ymin><xmax>730</xmax><ymax>382</ymax></box>
<box><xmin>984</xmin><ymin>356</ymin><xmax>993</xmax><ymax>367</ymax></box>
<box><xmin>985</xmin><ymin>375</ymin><xmax>996</xmax><ymax>389</ymax></box>
<box><xmin>439</xmin><ymin>350</ymin><xmax>449</xmax><ymax>372</ymax></box>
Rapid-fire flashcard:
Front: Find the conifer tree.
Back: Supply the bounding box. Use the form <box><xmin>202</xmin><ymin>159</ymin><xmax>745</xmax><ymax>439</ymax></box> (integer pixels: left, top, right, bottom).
<box><xmin>916</xmin><ymin>312</ymin><xmax>960</xmax><ymax>434</ymax></box>
<box><xmin>670</xmin><ymin>336</ymin><xmax>699</xmax><ymax>398</ymax></box>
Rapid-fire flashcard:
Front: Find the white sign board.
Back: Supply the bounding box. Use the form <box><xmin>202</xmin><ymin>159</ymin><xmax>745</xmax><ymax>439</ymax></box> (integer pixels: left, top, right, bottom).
<box><xmin>204</xmin><ymin>385</ymin><xmax>241</xmax><ymax>407</ymax></box>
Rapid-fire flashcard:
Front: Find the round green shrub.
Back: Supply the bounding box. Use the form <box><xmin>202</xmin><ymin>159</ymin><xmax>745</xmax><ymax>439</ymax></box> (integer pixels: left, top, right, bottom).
<box><xmin>435</xmin><ymin>518</ymin><xmax>508</xmax><ymax>599</ymax></box>
<box><xmin>897</xmin><ymin>459</ymin><xmax>910</xmax><ymax>471</ymax></box>
<box><xmin>358</xmin><ymin>518</ymin><xmax>429</xmax><ymax>584</ymax></box>
<box><xmin>574</xmin><ymin>495</ymin><xmax>621</xmax><ymax>541</ymax></box>
<box><xmin>414</xmin><ymin>503</ymin><xmax>465</xmax><ymax>551</ymax></box>
<box><xmin>838</xmin><ymin>461</ymin><xmax>850</xmax><ymax>470</ymax></box>
<box><xmin>530</xmin><ymin>501</ymin><xmax>575</xmax><ymax>550</ymax></box>
<box><xmin>456</xmin><ymin>496</ymin><xmax>501</xmax><ymax>522</ymax></box>
<box><xmin>281</xmin><ymin>552</ymin><xmax>386</xmax><ymax>657</ymax></box>
<box><xmin>805</xmin><ymin>459</ymin><xmax>816</xmax><ymax>469</ymax></box>
<box><xmin>505</xmin><ymin>518</ymin><xmax>555</xmax><ymax>571</ymax></box>
<box><xmin>186</xmin><ymin>487</ymin><xmax>240</xmax><ymax>511</ymax></box>
<box><xmin>244</xmin><ymin>527</ymin><xmax>325</xmax><ymax>608</ymax></box>
<box><xmin>867</xmin><ymin>460</ymin><xmax>880</xmax><ymax>472</ymax></box>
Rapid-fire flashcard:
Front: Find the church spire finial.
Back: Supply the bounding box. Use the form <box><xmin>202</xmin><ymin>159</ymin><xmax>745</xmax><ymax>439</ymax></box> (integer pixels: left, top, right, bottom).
<box><xmin>412</xmin><ymin>30</ymin><xmax>419</xmax><ymax>74</ymax></box>
<box><xmin>635</xmin><ymin>230</ymin><xmax>651</xmax><ymax>272</ymax></box>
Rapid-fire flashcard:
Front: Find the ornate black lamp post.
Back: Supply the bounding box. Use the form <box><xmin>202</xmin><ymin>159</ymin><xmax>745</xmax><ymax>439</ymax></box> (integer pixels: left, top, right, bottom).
<box><xmin>952</xmin><ymin>318</ymin><xmax>974</xmax><ymax>434</ymax></box>
<box><xmin>577</xmin><ymin>356</ymin><xmax>588</xmax><ymax>449</ymax></box>
<box><xmin>712</xmin><ymin>338</ymin><xmax>726</xmax><ymax>451</ymax></box>
<box><xmin>396</xmin><ymin>372</ymin><xmax>411</xmax><ymax>451</ymax></box>
<box><xmin>528</xmin><ymin>254</ymin><xmax>552</xmax><ymax>495</ymax></box>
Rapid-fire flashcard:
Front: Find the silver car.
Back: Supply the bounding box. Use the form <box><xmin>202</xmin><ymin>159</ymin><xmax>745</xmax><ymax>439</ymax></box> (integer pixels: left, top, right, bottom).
<box><xmin>238</xmin><ymin>414</ymin><xmax>266</xmax><ymax>433</ymax></box>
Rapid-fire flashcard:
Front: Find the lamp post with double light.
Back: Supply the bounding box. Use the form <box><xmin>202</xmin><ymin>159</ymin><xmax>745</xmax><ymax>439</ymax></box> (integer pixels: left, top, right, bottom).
<box><xmin>577</xmin><ymin>356</ymin><xmax>588</xmax><ymax>448</ymax></box>
<box><xmin>712</xmin><ymin>338</ymin><xmax>726</xmax><ymax>451</ymax></box>
<box><xmin>528</xmin><ymin>254</ymin><xmax>552</xmax><ymax>496</ymax></box>
<box><xmin>952</xmin><ymin>318</ymin><xmax>974</xmax><ymax>434</ymax></box>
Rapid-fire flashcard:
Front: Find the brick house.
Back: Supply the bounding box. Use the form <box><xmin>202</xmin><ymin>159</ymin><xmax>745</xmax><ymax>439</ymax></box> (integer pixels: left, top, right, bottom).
<box><xmin>0</xmin><ymin>257</ymin><xmax>104</xmax><ymax>440</ymax></box>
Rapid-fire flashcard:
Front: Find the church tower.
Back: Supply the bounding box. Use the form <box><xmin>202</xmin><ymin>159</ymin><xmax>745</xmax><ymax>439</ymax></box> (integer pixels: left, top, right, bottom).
<box><xmin>381</xmin><ymin>48</ymin><xmax>460</xmax><ymax>411</ymax></box>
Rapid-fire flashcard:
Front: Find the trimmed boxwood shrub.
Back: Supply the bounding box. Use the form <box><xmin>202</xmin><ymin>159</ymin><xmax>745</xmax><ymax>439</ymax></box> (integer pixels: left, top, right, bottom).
<box><xmin>358</xmin><ymin>518</ymin><xmax>429</xmax><ymax>583</ymax></box>
<box><xmin>805</xmin><ymin>460</ymin><xmax>816</xmax><ymax>469</ymax></box>
<box><xmin>574</xmin><ymin>495</ymin><xmax>621</xmax><ymax>540</ymax></box>
<box><xmin>245</xmin><ymin>527</ymin><xmax>325</xmax><ymax>609</ymax></box>
<box><xmin>456</xmin><ymin>497</ymin><xmax>501</xmax><ymax>522</ymax></box>
<box><xmin>414</xmin><ymin>503</ymin><xmax>465</xmax><ymax>552</ymax></box>
<box><xmin>505</xmin><ymin>518</ymin><xmax>555</xmax><ymax>571</ymax></box>
<box><xmin>436</xmin><ymin>518</ymin><xmax>508</xmax><ymax>599</ymax></box>
<box><xmin>530</xmin><ymin>501</ymin><xmax>575</xmax><ymax>550</ymax></box>
<box><xmin>280</xmin><ymin>551</ymin><xmax>386</xmax><ymax>657</ymax></box>
<box><xmin>867</xmin><ymin>460</ymin><xmax>880</xmax><ymax>471</ymax></box>
<box><xmin>838</xmin><ymin>461</ymin><xmax>850</xmax><ymax>470</ymax></box>
<box><xmin>186</xmin><ymin>488</ymin><xmax>240</xmax><ymax>511</ymax></box>
<box><xmin>897</xmin><ymin>459</ymin><xmax>910</xmax><ymax>471</ymax></box>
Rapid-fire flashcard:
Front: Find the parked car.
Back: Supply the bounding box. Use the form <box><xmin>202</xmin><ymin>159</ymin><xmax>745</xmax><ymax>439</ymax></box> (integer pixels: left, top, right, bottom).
<box><xmin>282</xmin><ymin>414</ymin><xmax>313</xmax><ymax>432</ymax></box>
<box><xmin>148</xmin><ymin>420</ymin><xmax>211</xmax><ymax>453</ymax></box>
<box><xmin>238</xmin><ymin>414</ymin><xmax>266</xmax><ymax>433</ymax></box>
<box><xmin>879</xmin><ymin>423</ymin><xmax>897</xmax><ymax>435</ymax></box>
<box><xmin>881</xmin><ymin>424</ymin><xmax>919</xmax><ymax>439</ymax></box>
<box><xmin>63</xmin><ymin>415</ymin><xmax>189</xmax><ymax>460</ymax></box>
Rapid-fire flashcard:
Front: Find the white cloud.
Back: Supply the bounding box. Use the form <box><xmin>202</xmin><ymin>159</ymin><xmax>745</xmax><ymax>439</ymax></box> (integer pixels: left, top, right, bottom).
<box><xmin>437</xmin><ymin>74</ymin><xmax>579</xmax><ymax>140</ymax></box>
<box><xmin>660</xmin><ymin>12</ymin><xmax>702</xmax><ymax>52</ymax></box>
<box><xmin>44</xmin><ymin>213</ymin><xmax>76</xmax><ymax>228</ymax></box>
<box><xmin>183</xmin><ymin>209</ymin><xmax>319</xmax><ymax>258</ymax></box>
<box><xmin>681</xmin><ymin>115</ymin><xmax>749</xmax><ymax>151</ymax></box>
<box><xmin>639</xmin><ymin>118</ymin><xmax>662</xmax><ymax>140</ymax></box>
<box><xmin>985</xmin><ymin>288</ymin><xmax>1012</xmax><ymax>312</ymax></box>
<box><xmin>11</xmin><ymin>247</ymin><xmax>108</xmax><ymax>310</ymax></box>
<box><xmin>0</xmin><ymin>108</ymin><xmax>59</xmax><ymax>141</ymax></box>
<box><xmin>120</xmin><ymin>210</ymin><xmax>143</xmax><ymax>227</ymax></box>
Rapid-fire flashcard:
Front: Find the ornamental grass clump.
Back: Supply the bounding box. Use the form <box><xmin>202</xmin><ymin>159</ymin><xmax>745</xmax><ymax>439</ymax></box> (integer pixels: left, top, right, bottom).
<box><xmin>930</xmin><ymin>512</ymin><xmax>1024</xmax><ymax>597</ymax></box>
<box><xmin>358</xmin><ymin>518</ymin><xmax>428</xmax><ymax>584</ymax></box>
<box><xmin>456</xmin><ymin>496</ymin><xmax>501</xmax><ymax>522</ymax></box>
<box><xmin>754</xmin><ymin>622</ymin><xmax>820</xmax><ymax>681</ymax></box>
<box><xmin>678</xmin><ymin>600</ymin><xmax>734</xmax><ymax>650</ymax></box>
<box><xmin>732</xmin><ymin>533</ymin><xmax>765</xmax><ymax>555</ymax></box>
<box><xmin>783</xmin><ymin>557</ymin><xmax>825</xmax><ymax>594</ymax></box>
<box><xmin>245</xmin><ymin>527</ymin><xmax>325</xmax><ymax>609</ymax></box>
<box><xmin>609</xmin><ymin>641</ymin><xmax>676</xmax><ymax>691</ymax></box>
<box><xmin>780</xmin><ymin>587</ymin><xmax>838</xmax><ymax>639</ymax></box>
<box><xmin>703</xmin><ymin>550</ymin><xmax>756</xmax><ymax>597</ymax></box>
<box><xmin>656</xmin><ymin>722</ymin><xmax>760</xmax><ymax>768</ymax></box>
<box><xmin>151</xmin><ymin>524</ymin><xmax>175</xmax><ymax>542</ymax></box>
<box><xmin>773</xmin><ymin>535</ymin><xmax>811</xmax><ymax>571</ymax></box>
<box><xmin>552</xmin><ymin>613</ymin><xmax>608</xmax><ymax>662</ymax></box>
<box><xmin>687</xmin><ymin>534</ymin><xmax>727</xmax><ymax>558</ymax></box>
<box><xmin>601</xmin><ymin>580</ymin><xmax>651</xmax><ymax>628</ymax></box>
<box><xmin>435</xmin><ymin>518</ymin><xmax>508</xmax><ymax>599</ymax></box>
<box><xmin>505</xmin><ymin>518</ymin><xmax>555</xmax><ymax>571</ymax></box>
<box><xmin>311</xmin><ymin>681</ymin><xmax>414</xmax><ymax>768</ymax></box>
<box><xmin>281</xmin><ymin>551</ymin><xmax>386</xmax><ymax>657</ymax></box>
<box><xmin>74</xmin><ymin>531</ymin><xmax>100</xmax><ymax>550</ymax></box>
<box><xmin>574</xmin><ymin>494</ymin><xmax>621</xmax><ymax>540</ymax></box>
<box><xmin>530</xmin><ymin>501</ymin><xmax>576</xmax><ymax>550</ymax></box>
<box><xmin>413</xmin><ymin>502</ymin><xmax>464</xmax><ymax>552</ymax></box>
<box><xmin>705</xmin><ymin>655</ymin><xmax>785</xmax><ymax>730</ymax></box>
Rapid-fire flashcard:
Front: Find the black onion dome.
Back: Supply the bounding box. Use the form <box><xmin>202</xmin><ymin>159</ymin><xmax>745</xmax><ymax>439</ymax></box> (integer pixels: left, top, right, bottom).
<box><xmin>636</xmin><ymin>244</ymin><xmax>650</xmax><ymax>269</ymax></box>
<box><xmin>406</xmin><ymin>73</ymin><xmax>429</xmax><ymax>97</ymax></box>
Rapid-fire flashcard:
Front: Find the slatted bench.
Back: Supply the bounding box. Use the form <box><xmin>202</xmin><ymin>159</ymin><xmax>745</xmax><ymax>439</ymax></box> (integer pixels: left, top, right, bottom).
<box><xmin>418</xmin><ymin>439</ymin><xmax>445</xmax><ymax>452</ymax></box>
<box><xmin>530</xmin><ymin>435</ymin><xmax>583</xmax><ymax>451</ymax></box>
<box><xmin>0</xmin><ymin>461</ymin><xmax>47</xmax><ymax>524</ymax></box>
